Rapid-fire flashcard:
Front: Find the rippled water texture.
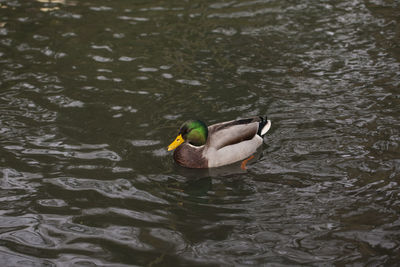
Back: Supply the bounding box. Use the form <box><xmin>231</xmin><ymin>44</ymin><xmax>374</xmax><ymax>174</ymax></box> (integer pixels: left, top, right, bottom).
<box><xmin>0</xmin><ymin>0</ymin><xmax>400</xmax><ymax>265</ymax></box>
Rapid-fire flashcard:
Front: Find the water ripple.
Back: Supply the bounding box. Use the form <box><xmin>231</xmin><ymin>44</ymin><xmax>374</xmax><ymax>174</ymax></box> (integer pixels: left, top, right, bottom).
<box><xmin>45</xmin><ymin>178</ymin><xmax>168</xmax><ymax>204</ymax></box>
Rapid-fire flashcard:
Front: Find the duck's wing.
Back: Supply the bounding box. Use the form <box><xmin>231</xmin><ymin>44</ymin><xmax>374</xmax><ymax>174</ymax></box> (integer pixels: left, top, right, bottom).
<box><xmin>207</xmin><ymin>117</ymin><xmax>261</xmax><ymax>150</ymax></box>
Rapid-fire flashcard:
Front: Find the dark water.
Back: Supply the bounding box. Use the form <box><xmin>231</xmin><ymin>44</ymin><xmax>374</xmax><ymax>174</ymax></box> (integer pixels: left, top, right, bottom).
<box><xmin>1</xmin><ymin>0</ymin><xmax>399</xmax><ymax>265</ymax></box>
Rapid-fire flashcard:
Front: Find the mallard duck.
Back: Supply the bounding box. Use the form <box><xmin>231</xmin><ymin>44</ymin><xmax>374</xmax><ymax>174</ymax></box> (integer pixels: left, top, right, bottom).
<box><xmin>167</xmin><ymin>116</ymin><xmax>271</xmax><ymax>168</ymax></box>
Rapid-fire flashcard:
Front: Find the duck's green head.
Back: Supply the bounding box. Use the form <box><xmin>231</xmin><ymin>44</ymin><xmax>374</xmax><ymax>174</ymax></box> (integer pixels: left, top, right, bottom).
<box><xmin>167</xmin><ymin>120</ymin><xmax>208</xmax><ymax>151</ymax></box>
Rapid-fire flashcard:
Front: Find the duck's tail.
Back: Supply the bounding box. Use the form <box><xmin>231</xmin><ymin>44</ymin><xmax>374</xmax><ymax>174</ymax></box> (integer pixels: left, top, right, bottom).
<box><xmin>257</xmin><ymin>116</ymin><xmax>271</xmax><ymax>136</ymax></box>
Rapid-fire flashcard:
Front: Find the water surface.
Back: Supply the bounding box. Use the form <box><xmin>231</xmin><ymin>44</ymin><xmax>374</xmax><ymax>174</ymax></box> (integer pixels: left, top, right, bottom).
<box><xmin>0</xmin><ymin>0</ymin><xmax>399</xmax><ymax>265</ymax></box>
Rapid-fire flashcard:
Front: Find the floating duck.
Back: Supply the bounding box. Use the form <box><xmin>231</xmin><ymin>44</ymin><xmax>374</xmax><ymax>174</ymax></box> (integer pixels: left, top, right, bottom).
<box><xmin>167</xmin><ymin>116</ymin><xmax>271</xmax><ymax>168</ymax></box>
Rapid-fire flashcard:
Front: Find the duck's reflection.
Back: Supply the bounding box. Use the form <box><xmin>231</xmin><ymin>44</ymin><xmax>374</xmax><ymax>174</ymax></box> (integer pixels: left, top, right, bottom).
<box><xmin>169</xmin><ymin>151</ymin><xmax>263</xmax><ymax>197</ymax></box>
<box><xmin>174</xmin><ymin>161</ymin><xmax>246</xmax><ymax>180</ymax></box>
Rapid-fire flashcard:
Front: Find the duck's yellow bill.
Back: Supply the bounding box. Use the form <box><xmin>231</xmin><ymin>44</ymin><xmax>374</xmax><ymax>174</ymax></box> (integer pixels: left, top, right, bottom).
<box><xmin>167</xmin><ymin>134</ymin><xmax>184</xmax><ymax>151</ymax></box>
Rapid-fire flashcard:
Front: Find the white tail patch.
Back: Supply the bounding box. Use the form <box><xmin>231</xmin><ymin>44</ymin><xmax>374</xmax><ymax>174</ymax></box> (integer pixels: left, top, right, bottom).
<box><xmin>260</xmin><ymin>120</ymin><xmax>271</xmax><ymax>136</ymax></box>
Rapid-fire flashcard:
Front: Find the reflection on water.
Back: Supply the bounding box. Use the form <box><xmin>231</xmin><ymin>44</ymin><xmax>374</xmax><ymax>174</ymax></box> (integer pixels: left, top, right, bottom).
<box><xmin>0</xmin><ymin>0</ymin><xmax>400</xmax><ymax>265</ymax></box>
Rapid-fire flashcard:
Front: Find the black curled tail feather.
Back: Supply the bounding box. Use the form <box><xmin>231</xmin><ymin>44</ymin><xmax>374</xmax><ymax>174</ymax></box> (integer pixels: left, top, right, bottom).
<box><xmin>257</xmin><ymin>116</ymin><xmax>268</xmax><ymax>136</ymax></box>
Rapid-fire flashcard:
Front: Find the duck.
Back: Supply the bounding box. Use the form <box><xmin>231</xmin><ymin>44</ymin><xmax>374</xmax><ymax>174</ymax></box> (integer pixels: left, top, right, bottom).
<box><xmin>167</xmin><ymin>116</ymin><xmax>271</xmax><ymax>168</ymax></box>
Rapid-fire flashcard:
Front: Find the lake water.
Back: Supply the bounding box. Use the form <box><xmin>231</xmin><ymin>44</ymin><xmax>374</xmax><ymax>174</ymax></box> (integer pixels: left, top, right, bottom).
<box><xmin>0</xmin><ymin>0</ymin><xmax>399</xmax><ymax>265</ymax></box>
